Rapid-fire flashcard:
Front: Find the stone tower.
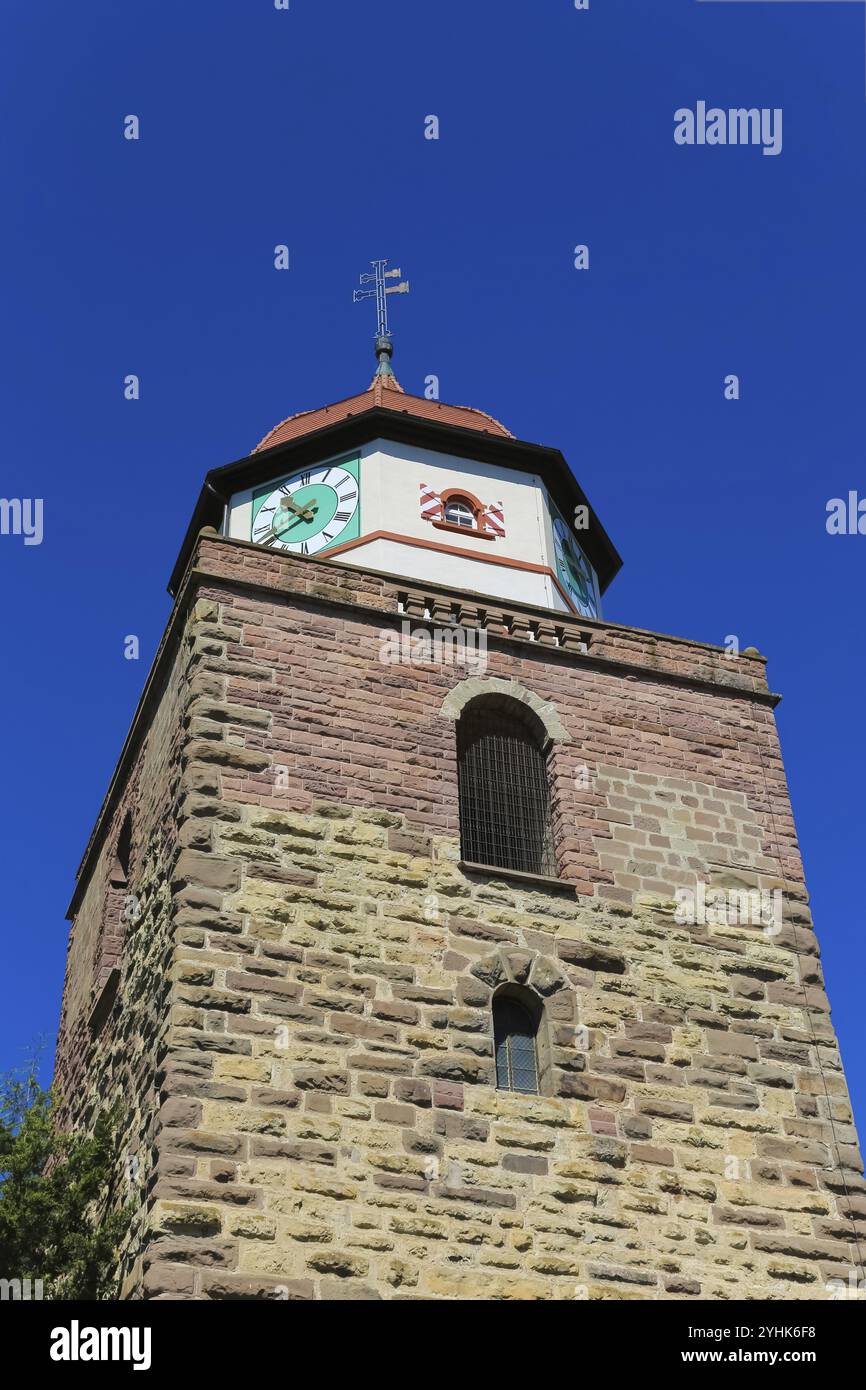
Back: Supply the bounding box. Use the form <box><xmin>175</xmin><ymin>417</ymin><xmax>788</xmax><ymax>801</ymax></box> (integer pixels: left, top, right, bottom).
<box><xmin>55</xmin><ymin>356</ymin><xmax>864</xmax><ymax>1301</ymax></box>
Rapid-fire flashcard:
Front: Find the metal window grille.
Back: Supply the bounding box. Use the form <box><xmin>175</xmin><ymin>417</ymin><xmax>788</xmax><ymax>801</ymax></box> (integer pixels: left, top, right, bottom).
<box><xmin>457</xmin><ymin>704</ymin><xmax>556</xmax><ymax>876</ymax></box>
<box><xmin>494</xmin><ymin>995</ymin><xmax>539</xmax><ymax>1094</ymax></box>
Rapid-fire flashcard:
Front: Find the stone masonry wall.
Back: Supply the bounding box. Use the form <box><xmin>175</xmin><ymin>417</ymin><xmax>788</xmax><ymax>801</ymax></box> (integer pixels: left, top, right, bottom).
<box><xmin>54</xmin><ymin>599</ymin><xmax>222</xmax><ymax>1294</ymax></box>
<box><xmin>117</xmin><ymin>536</ymin><xmax>865</xmax><ymax>1300</ymax></box>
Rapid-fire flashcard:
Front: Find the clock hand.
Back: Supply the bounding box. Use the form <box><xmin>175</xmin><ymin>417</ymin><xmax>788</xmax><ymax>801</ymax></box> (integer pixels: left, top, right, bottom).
<box><xmin>284</xmin><ymin>507</ymin><xmax>319</xmax><ymax>531</ymax></box>
<box><xmin>279</xmin><ymin>496</ymin><xmax>317</xmax><ymax>524</ymax></box>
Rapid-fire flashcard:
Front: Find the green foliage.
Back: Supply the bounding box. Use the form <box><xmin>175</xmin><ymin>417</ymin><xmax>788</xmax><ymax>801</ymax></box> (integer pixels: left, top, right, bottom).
<box><xmin>0</xmin><ymin>1062</ymin><xmax>133</xmax><ymax>1300</ymax></box>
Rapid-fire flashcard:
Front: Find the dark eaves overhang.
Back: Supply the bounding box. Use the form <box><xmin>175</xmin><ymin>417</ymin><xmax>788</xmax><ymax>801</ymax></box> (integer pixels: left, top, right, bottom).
<box><xmin>168</xmin><ymin>408</ymin><xmax>624</xmax><ymax>599</ymax></box>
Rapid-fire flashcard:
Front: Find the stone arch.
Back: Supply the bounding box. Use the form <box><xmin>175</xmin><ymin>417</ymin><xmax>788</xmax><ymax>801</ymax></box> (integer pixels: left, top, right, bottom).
<box><xmin>470</xmin><ymin>947</ymin><xmax>575</xmax><ymax>1097</ymax></box>
<box><xmin>439</xmin><ymin>676</ymin><xmax>571</xmax><ymax>746</ymax></box>
<box><xmin>470</xmin><ymin>946</ymin><xmax>571</xmax><ymax>997</ymax></box>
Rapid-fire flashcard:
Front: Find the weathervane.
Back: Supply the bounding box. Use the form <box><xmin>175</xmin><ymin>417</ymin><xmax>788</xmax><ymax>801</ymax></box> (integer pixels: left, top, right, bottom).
<box><xmin>353</xmin><ymin>258</ymin><xmax>409</xmax><ymax>376</ymax></box>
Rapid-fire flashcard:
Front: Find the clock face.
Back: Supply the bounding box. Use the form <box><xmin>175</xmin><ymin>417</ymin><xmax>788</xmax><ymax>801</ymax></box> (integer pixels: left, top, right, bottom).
<box><xmin>553</xmin><ymin>517</ymin><xmax>599</xmax><ymax>619</ymax></box>
<box><xmin>251</xmin><ymin>461</ymin><xmax>360</xmax><ymax>556</ymax></box>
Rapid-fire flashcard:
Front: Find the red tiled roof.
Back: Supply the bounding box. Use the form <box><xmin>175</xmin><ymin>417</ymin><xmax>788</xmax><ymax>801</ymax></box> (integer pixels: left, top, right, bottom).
<box><xmin>253</xmin><ymin>371</ymin><xmax>514</xmax><ymax>453</ymax></box>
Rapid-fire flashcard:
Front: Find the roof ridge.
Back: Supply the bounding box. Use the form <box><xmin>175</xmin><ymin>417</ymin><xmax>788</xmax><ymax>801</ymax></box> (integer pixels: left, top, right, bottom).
<box><xmin>388</xmin><ymin>391</ymin><xmax>514</xmax><ymax>439</ymax></box>
<box><xmin>252</xmin><ymin>382</ymin><xmax>514</xmax><ymax>454</ymax></box>
<box><xmin>371</xmin><ymin>372</ymin><xmax>406</xmax><ymax>403</ymax></box>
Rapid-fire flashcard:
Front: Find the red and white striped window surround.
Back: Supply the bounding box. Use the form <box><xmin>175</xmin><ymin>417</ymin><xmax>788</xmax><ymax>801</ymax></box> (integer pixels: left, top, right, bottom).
<box><xmin>419</xmin><ymin>484</ymin><xmax>506</xmax><ymax>537</ymax></box>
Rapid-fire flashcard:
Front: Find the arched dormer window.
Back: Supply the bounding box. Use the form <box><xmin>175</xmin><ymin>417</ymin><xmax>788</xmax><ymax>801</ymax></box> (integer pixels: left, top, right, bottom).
<box><xmin>457</xmin><ymin>695</ymin><xmax>556</xmax><ymax>877</ymax></box>
<box><xmin>444</xmin><ymin>496</ymin><xmax>476</xmax><ymax>529</ymax></box>
<box><xmin>432</xmin><ymin>488</ymin><xmax>497</xmax><ymax>541</ymax></box>
<box><xmin>493</xmin><ymin>988</ymin><xmax>540</xmax><ymax>1094</ymax></box>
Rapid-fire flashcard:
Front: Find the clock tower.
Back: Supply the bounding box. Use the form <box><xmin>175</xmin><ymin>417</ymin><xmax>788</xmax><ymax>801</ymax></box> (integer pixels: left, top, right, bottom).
<box><xmin>170</xmin><ymin>335</ymin><xmax>620</xmax><ymax>623</ymax></box>
<box><xmin>55</xmin><ymin>329</ymin><xmax>863</xmax><ymax>1303</ymax></box>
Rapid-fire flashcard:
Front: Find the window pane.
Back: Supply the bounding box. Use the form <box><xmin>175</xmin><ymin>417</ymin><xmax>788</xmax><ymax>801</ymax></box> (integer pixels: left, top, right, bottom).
<box><xmin>457</xmin><ymin>705</ymin><xmax>555</xmax><ymax>876</ymax></box>
<box><xmin>493</xmin><ymin>996</ymin><xmax>539</xmax><ymax>1095</ymax></box>
<box><xmin>495</xmin><ymin>1031</ymin><xmax>512</xmax><ymax>1089</ymax></box>
<box><xmin>509</xmin><ymin>1032</ymin><xmax>538</xmax><ymax>1094</ymax></box>
<box><xmin>445</xmin><ymin>499</ymin><xmax>474</xmax><ymax>528</ymax></box>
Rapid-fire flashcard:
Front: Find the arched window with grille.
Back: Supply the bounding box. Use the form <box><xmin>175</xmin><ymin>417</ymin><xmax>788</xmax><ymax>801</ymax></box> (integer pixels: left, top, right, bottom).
<box><xmin>456</xmin><ymin>696</ymin><xmax>556</xmax><ymax>877</ymax></box>
<box><xmin>493</xmin><ymin>989</ymin><xmax>540</xmax><ymax>1094</ymax></box>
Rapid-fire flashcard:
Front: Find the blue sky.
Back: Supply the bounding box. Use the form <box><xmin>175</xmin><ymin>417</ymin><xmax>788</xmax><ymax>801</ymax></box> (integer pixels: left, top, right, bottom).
<box><xmin>1</xmin><ymin>0</ymin><xmax>864</xmax><ymax>1136</ymax></box>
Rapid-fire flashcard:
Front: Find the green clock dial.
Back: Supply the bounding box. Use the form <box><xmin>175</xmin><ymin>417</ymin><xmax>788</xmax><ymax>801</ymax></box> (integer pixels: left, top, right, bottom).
<box><xmin>252</xmin><ymin>463</ymin><xmax>359</xmax><ymax>556</ymax></box>
<box><xmin>553</xmin><ymin>517</ymin><xmax>599</xmax><ymax>619</ymax></box>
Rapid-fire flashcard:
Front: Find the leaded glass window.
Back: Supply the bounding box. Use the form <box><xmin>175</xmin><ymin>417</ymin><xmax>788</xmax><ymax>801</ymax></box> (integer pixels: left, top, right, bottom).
<box><xmin>494</xmin><ymin>994</ymin><xmax>539</xmax><ymax>1094</ymax></box>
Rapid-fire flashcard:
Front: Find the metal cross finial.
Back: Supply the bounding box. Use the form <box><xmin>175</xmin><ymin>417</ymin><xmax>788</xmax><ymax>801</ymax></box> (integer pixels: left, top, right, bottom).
<box><xmin>353</xmin><ymin>258</ymin><xmax>410</xmax><ymax>375</ymax></box>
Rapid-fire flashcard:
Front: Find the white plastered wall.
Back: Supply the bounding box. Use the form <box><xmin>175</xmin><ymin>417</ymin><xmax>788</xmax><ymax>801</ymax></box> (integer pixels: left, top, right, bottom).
<box><xmin>226</xmin><ymin>437</ymin><xmax>591</xmax><ymax>614</ymax></box>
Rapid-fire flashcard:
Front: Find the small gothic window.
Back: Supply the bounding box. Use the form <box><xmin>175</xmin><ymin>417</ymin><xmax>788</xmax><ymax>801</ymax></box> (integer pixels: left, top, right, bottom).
<box><xmin>457</xmin><ymin>697</ymin><xmax>556</xmax><ymax>877</ymax></box>
<box><xmin>494</xmin><ymin>992</ymin><xmax>539</xmax><ymax>1094</ymax></box>
<box><xmin>444</xmin><ymin>497</ymin><xmax>476</xmax><ymax>529</ymax></box>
